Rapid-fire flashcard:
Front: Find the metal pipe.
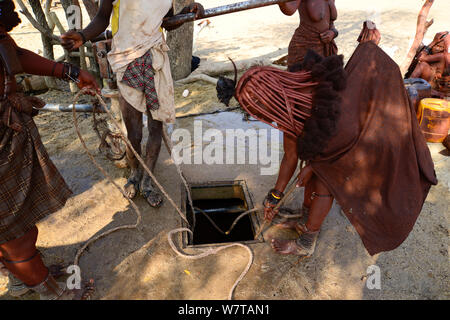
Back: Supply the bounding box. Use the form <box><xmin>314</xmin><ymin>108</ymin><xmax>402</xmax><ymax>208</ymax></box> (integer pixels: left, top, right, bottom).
<box><xmin>162</xmin><ymin>0</ymin><xmax>293</xmax><ymax>28</ymax></box>
<box><xmin>40</xmin><ymin>104</ymin><xmax>106</xmax><ymax>113</ymax></box>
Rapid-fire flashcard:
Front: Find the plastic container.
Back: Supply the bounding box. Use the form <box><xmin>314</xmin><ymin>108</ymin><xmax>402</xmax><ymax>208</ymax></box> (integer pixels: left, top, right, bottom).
<box><xmin>404</xmin><ymin>78</ymin><xmax>432</xmax><ymax>112</ymax></box>
<box><xmin>417</xmin><ymin>98</ymin><xmax>450</xmax><ymax>143</ymax></box>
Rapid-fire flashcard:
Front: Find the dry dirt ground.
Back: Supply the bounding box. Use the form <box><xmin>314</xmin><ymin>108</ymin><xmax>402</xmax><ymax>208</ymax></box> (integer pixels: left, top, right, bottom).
<box><xmin>0</xmin><ymin>0</ymin><xmax>448</xmax><ymax>300</ymax></box>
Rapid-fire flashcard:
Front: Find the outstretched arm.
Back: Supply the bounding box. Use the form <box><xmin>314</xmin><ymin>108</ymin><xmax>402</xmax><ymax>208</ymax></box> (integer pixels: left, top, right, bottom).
<box><xmin>279</xmin><ymin>0</ymin><xmax>301</xmax><ymax>16</ymax></box>
<box><xmin>419</xmin><ymin>52</ymin><xmax>445</xmax><ymax>64</ymax></box>
<box><xmin>61</xmin><ymin>0</ymin><xmax>113</xmax><ymax>51</ymax></box>
<box><xmin>17</xmin><ymin>47</ymin><xmax>99</xmax><ymax>94</ymax></box>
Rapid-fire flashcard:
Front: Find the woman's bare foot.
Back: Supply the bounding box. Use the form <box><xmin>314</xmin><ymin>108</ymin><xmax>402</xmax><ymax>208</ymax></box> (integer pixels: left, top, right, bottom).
<box><xmin>271</xmin><ymin>239</ymin><xmax>310</xmax><ymax>255</ymax></box>
<box><xmin>124</xmin><ymin>168</ymin><xmax>142</xmax><ymax>199</ymax></box>
<box><xmin>271</xmin><ymin>227</ymin><xmax>319</xmax><ymax>256</ymax></box>
<box><xmin>273</xmin><ymin>206</ymin><xmax>309</xmax><ymax>231</ymax></box>
<box><xmin>274</xmin><ymin>219</ymin><xmax>301</xmax><ymax>231</ymax></box>
<box><xmin>29</xmin><ymin>275</ymin><xmax>95</xmax><ymax>300</ymax></box>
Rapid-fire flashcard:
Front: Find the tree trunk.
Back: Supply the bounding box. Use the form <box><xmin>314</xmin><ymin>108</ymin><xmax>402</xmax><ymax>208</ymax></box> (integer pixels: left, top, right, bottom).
<box><xmin>166</xmin><ymin>0</ymin><xmax>194</xmax><ymax>81</ymax></box>
<box><xmin>82</xmin><ymin>0</ymin><xmax>99</xmax><ymax>20</ymax></box>
<box><xmin>60</xmin><ymin>0</ymin><xmax>73</xmax><ymax>15</ymax></box>
<box><xmin>28</xmin><ymin>0</ymin><xmax>57</xmax><ymax>88</ymax></box>
<box><xmin>400</xmin><ymin>0</ymin><xmax>435</xmax><ymax>76</ymax></box>
<box><xmin>28</xmin><ymin>0</ymin><xmax>54</xmax><ymax>60</ymax></box>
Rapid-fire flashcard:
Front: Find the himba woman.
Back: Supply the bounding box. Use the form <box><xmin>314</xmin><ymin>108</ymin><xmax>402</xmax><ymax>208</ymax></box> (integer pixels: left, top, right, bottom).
<box><xmin>0</xmin><ymin>0</ymin><xmax>99</xmax><ymax>299</ymax></box>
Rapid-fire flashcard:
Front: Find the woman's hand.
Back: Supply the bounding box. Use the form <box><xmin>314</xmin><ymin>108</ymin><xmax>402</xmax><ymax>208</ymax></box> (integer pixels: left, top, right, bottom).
<box><xmin>264</xmin><ymin>201</ymin><xmax>279</xmax><ymax>222</ymax></box>
<box><xmin>77</xmin><ymin>70</ymin><xmax>100</xmax><ymax>96</ymax></box>
<box><xmin>61</xmin><ymin>31</ymin><xmax>84</xmax><ymax>52</ymax></box>
<box><xmin>296</xmin><ymin>164</ymin><xmax>314</xmax><ymax>187</ymax></box>
<box><xmin>320</xmin><ymin>30</ymin><xmax>335</xmax><ymax>44</ymax></box>
<box><xmin>186</xmin><ymin>2</ymin><xmax>205</xmax><ymax>19</ymax></box>
<box><xmin>418</xmin><ymin>51</ymin><xmax>428</xmax><ymax>63</ymax></box>
<box><xmin>263</xmin><ymin>189</ymin><xmax>284</xmax><ymax>222</ymax></box>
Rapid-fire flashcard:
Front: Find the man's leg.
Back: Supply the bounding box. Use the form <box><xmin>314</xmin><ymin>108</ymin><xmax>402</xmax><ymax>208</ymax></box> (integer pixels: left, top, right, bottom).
<box><xmin>140</xmin><ymin>112</ymin><xmax>164</xmax><ymax>208</ymax></box>
<box><xmin>271</xmin><ymin>178</ymin><xmax>333</xmax><ymax>256</ymax></box>
<box><xmin>119</xmin><ymin>94</ymin><xmax>143</xmax><ymax>199</ymax></box>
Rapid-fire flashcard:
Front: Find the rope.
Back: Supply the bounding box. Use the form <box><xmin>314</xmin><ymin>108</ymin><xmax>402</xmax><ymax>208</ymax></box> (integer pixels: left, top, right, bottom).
<box><xmin>72</xmin><ymin>91</ymin><xmax>142</xmax><ymax>266</ymax></box>
<box><xmin>71</xmin><ymin>90</ymin><xmax>257</xmax><ymax>300</ymax></box>
<box><xmin>161</xmin><ymin>125</ymin><xmax>196</xmax><ymax>229</ymax></box>
<box><xmin>253</xmin><ymin>181</ymin><xmax>298</xmax><ymax>240</ymax></box>
<box><xmin>168</xmin><ymin>228</ymin><xmax>254</xmax><ymax>300</ymax></box>
<box><xmin>254</xmin><ymin>161</ymin><xmax>306</xmax><ymax>239</ymax></box>
<box><xmin>71</xmin><ymin>90</ymin><xmax>190</xmax><ymax>266</ymax></box>
<box><xmin>92</xmin><ymin>104</ymin><xmax>126</xmax><ymax>161</ymax></box>
<box><xmin>162</xmin><ymin>123</ymin><xmax>257</xmax><ymax>300</ymax></box>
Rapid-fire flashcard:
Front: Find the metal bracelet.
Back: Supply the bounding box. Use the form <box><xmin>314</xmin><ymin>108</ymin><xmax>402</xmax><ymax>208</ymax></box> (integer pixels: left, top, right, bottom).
<box><xmin>332</xmin><ymin>28</ymin><xmax>339</xmax><ymax>39</ymax></box>
<box><xmin>77</xmin><ymin>31</ymin><xmax>87</xmax><ymax>44</ymax></box>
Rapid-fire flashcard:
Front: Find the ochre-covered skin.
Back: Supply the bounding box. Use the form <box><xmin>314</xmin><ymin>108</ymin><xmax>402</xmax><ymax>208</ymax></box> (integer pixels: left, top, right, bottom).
<box><xmin>0</xmin><ymin>0</ymin><xmax>98</xmax><ymax>298</ymax></box>
<box><xmin>280</xmin><ymin>0</ymin><xmax>339</xmax><ymax>69</ymax></box>
<box><xmin>411</xmin><ymin>31</ymin><xmax>450</xmax><ymax>92</ymax></box>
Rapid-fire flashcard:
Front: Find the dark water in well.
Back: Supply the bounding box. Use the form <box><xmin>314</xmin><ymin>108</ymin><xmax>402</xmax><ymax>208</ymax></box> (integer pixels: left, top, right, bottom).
<box><xmin>187</xmin><ymin>198</ymin><xmax>255</xmax><ymax>245</ymax></box>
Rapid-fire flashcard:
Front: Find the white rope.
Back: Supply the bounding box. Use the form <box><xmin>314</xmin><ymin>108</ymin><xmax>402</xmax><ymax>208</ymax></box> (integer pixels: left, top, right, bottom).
<box><xmin>72</xmin><ymin>91</ymin><xmax>143</xmax><ymax>266</ymax></box>
<box><xmin>168</xmin><ymin>228</ymin><xmax>254</xmax><ymax>300</ymax></box>
<box><xmin>73</xmin><ymin>92</ymin><xmax>257</xmax><ymax>299</ymax></box>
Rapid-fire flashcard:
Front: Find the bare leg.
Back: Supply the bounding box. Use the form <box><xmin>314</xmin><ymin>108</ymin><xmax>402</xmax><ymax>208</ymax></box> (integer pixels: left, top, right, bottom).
<box><xmin>0</xmin><ymin>227</ymin><xmax>48</xmax><ymax>286</ymax></box>
<box><xmin>275</xmin><ymin>175</ymin><xmax>315</xmax><ymax>230</ymax></box>
<box><xmin>140</xmin><ymin>112</ymin><xmax>164</xmax><ymax>208</ymax></box>
<box><xmin>119</xmin><ymin>95</ymin><xmax>143</xmax><ymax>199</ymax></box>
<box><xmin>271</xmin><ymin>177</ymin><xmax>333</xmax><ymax>255</ymax></box>
<box><xmin>0</xmin><ymin>227</ymin><xmax>95</xmax><ymax>299</ymax></box>
<box><xmin>304</xmin><ymin>178</ymin><xmax>333</xmax><ymax>231</ymax></box>
<box><xmin>303</xmin><ymin>176</ymin><xmax>314</xmax><ymax>210</ymax></box>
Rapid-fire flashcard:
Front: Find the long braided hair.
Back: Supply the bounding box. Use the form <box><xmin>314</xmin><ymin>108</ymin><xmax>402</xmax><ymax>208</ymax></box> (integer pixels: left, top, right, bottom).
<box><xmin>216</xmin><ymin>50</ymin><xmax>347</xmax><ymax>161</ymax></box>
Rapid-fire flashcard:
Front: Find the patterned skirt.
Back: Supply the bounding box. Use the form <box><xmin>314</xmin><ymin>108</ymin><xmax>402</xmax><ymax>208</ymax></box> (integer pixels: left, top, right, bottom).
<box><xmin>0</xmin><ymin>112</ymin><xmax>72</xmax><ymax>243</ymax></box>
<box><xmin>288</xmin><ymin>24</ymin><xmax>338</xmax><ymax>70</ymax></box>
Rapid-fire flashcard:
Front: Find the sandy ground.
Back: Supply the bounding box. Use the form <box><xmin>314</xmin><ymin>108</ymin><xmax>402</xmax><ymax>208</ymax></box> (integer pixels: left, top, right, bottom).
<box><xmin>0</xmin><ymin>1</ymin><xmax>448</xmax><ymax>300</ymax></box>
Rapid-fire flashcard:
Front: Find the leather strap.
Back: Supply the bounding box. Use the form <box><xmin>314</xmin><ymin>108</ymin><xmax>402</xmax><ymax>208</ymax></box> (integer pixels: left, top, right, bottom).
<box><xmin>310</xmin><ymin>191</ymin><xmax>333</xmax><ymax>200</ymax></box>
<box><xmin>2</xmin><ymin>250</ymin><xmax>40</xmax><ymax>265</ymax></box>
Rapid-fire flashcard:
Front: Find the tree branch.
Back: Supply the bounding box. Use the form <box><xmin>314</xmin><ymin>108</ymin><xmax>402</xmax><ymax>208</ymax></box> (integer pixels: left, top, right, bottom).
<box><xmin>400</xmin><ymin>0</ymin><xmax>435</xmax><ymax>75</ymax></box>
<box><xmin>16</xmin><ymin>0</ymin><xmax>61</xmax><ymax>43</ymax></box>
